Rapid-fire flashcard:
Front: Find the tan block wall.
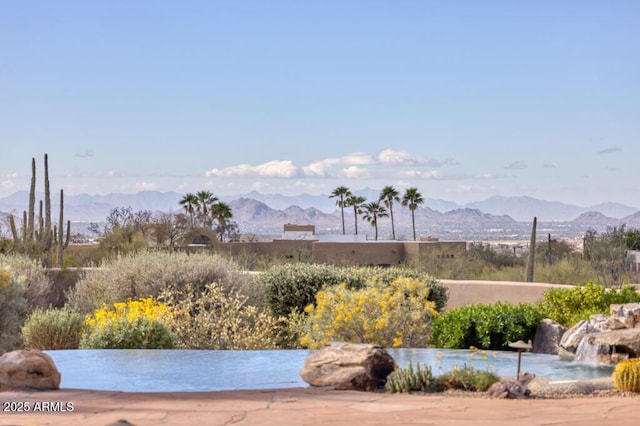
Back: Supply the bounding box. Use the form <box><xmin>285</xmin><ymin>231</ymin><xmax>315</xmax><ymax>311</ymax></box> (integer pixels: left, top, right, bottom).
<box><xmin>403</xmin><ymin>241</ymin><xmax>467</xmax><ymax>263</ymax></box>
<box><xmin>311</xmin><ymin>241</ymin><xmax>405</xmax><ymax>266</ymax></box>
<box><xmin>219</xmin><ymin>240</ymin><xmax>314</xmax><ymax>259</ymax></box>
<box><xmin>441</xmin><ymin>280</ymin><xmax>567</xmax><ymax>310</ymax></box>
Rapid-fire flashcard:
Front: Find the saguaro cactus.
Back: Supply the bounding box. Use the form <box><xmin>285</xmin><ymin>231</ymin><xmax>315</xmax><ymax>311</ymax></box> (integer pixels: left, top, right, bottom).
<box><xmin>56</xmin><ymin>189</ymin><xmax>71</xmax><ymax>266</ymax></box>
<box><xmin>8</xmin><ymin>154</ymin><xmax>71</xmax><ymax>267</ymax></box>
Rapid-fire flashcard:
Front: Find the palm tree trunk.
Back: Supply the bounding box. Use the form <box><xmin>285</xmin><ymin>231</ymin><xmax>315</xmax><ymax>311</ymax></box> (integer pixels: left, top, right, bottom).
<box><xmin>374</xmin><ymin>215</ymin><xmax>378</xmax><ymax>240</ymax></box>
<box><xmin>411</xmin><ymin>210</ymin><xmax>416</xmax><ymax>241</ymax></box>
<box><xmin>353</xmin><ymin>206</ymin><xmax>358</xmax><ymax>235</ymax></box>
<box><xmin>390</xmin><ymin>205</ymin><xmax>395</xmax><ymax>240</ymax></box>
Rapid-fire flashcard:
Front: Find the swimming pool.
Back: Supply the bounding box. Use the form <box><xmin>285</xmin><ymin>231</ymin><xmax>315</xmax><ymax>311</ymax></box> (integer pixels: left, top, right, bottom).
<box><xmin>45</xmin><ymin>348</ymin><xmax>613</xmax><ymax>392</ymax></box>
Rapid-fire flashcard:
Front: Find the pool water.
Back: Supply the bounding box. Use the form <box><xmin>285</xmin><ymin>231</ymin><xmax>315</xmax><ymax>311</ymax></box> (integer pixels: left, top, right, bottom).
<box><xmin>45</xmin><ymin>348</ymin><xmax>613</xmax><ymax>392</ymax></box>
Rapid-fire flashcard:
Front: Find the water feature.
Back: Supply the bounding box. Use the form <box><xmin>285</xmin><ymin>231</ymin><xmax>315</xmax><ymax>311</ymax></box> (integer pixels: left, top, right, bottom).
<box><xmin>45</xmin><ymin>348</ymin><xmax>614</xmax><ymax>393</ymax></box>
<box><xmin>575</xmin><ymin>338</ymin><xmax>609</xmax><ymax>364</ymax></box>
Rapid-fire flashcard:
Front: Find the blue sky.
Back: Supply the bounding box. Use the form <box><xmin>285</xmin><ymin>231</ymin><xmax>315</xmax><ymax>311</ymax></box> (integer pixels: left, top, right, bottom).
<box><xmin>1</xmin><ymin>1</ymin><xmax>638</xmax><ymax>207</ymax></box>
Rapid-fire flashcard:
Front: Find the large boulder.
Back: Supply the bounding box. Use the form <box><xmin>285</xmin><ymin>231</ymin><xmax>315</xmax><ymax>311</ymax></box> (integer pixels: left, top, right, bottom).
<box><xmin>610</xmin><ymin>303</ymin><xmax>640</xmax><ymax>328</ymax></box>
<box><xmin>0</xmin><ymin>350</ymin><xmax>61</xmax><ymax>391</ymax></box>
<box><xmin>300</xmin><ymin>342</ymin><xmax>397</xmax><ymax>391</ymax></box>
<box><xmin>586</xmin><ymin>329</ymin><xmax>640</xmax><ymax>363</ymax></box>
<box><xmin>533</xmin><ymin>319</ymin><xmax>567</xmax><ymax>355</ymax></box>
<box><xmin>559</xmin><ymin>320</ymin><xmax>597</xmax><ymax>355</ymax></box>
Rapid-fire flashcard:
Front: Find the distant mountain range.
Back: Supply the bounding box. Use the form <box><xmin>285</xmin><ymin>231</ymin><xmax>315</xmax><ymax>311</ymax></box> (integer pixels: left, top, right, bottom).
<box><xmin>1</xmin><ymin>190</ymin><xmax>639</xmax><ymax>240</ymax></box>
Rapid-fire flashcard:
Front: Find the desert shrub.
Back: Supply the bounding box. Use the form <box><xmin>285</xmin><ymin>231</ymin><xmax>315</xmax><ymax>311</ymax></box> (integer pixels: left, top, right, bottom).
<box><xmin>537</xmin><ymin>282</ymin><xmax>640</xmax><ymax>327</ymax></box>
<box><xmin>532</xmin><ymin>257</ymin><xmax>599</xmax><ymax>286</ymax></box>
<box><xmin>21</xmin><ymin>306</ymin><xmax>85</xmax><ymax>350</ymax></box>
<box><xmin>300</xmin><ymin>277</ymin><xmax>438</xmax><ymax>349</ymax></box>
<box><xmin>84</xmin><ymin>297</ymin><xmax>172</xmax><ymax>328</ymax></box>
<box><xmin>80</xmin><ymin>297</ymin><xmax>176</xmax><ymax>349</ymax></box>
<box><xmin>261</xmin><ymin>263</ymin><xmax>351</xmax><ymax>317</ymax></box>
<box><xmin>430</xmin><ymin>302</ymin><xmax>544</xmax><ymax>350</ymax></box>
<box><xmin>159</xmin><ymin>283</ymin><xmax>281</xmax><ymax>350</ymax></box>
<box><xmin>269</xmin><ymin>308</ymin><xmax>308</xmax><ymax>349</ymax></box>
<box><xmin>261</xmin><ymin>264</ymin><xmax>447</xmax><ymax>317</ymax></box>
<box><xmin>80</xmin><ymin>317</ymin><xmax>175</xmax><ymax>349</ymax></box>
<box><xmin>67</xmin><ymin>250</ymin><xmax>258</xmax><ymax>314</ymax></box>
<box><xmin>385</xmin><ymin>361</ymin><xmax>436</xmax><ymax>393</ymax></box>
<box><xmin>0</xmin><ymin>265</ymin><xmax>27</xmax><ymax>354</ymax></box>
<box><xmin>437</xmin><ymin>364</ymin><xmax>500</xmax><ymax>392</ymax></box>
<box><xmin>0</xmin><ymin>253</ymin><xmax>50</xmax><ymax>309</ymax></box>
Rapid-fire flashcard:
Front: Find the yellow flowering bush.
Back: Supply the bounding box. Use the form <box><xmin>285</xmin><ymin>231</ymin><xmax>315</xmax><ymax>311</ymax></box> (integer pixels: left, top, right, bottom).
<box><xmin>85</xmin><ymin>297</ymin><xmax>172</xmax><ymax>328</ymax></box>
<box><xmin>81</xmin><ymin>297</ymin><xmax>175</xmax><ymax>349</ymax></box>
<box><xmin>301</xmin><ymin>276</ymin><xmax>438</xmax><ymax>349</ymax></box>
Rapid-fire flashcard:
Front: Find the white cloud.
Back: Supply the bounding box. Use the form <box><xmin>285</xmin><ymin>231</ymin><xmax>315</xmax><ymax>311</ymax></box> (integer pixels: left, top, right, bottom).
<box><xmin>338</xmin><ymin>166</ymin><xmax>371</xmax><ymax>179</ymax></box>
<box><xmin>206</xmin><ymin>160</ymin><xmax>299</xmax><ymax>178</ymax></box>
<box><xmin>302</xmin><ymin>152</ymin><xmax>373</xmax><ymax>177</ymax></box>
<box><xmin>374</xmin><ymin>149</ymin><xmax>418</xmax><ymax>166</ymax></box>
<box><xmin>203</xmin><ymin>149</ymin><xmax>462</xmax><ymax>183</ymax></box>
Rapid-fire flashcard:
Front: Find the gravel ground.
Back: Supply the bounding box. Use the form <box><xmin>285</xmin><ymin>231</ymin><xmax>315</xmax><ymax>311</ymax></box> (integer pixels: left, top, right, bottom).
<box><xmin>437</xmin><ymin>376</ymin><xmax>639</xmax><ymax>399</ymax></box>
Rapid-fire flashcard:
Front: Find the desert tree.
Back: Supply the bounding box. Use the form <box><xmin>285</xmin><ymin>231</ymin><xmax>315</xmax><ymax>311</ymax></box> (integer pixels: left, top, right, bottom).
<box><xmin>401</xmin><ymin>187</ymin><xmax>424</xmax><ymax>241</ymax></box>
<box><xmin>584</xmin><ymin>225</ymin><xmax>634</xmax><ymax>287</ymax></box>
<box><xmin>379</xmin><ymin>185</ymin><xmax>400</xmax><ymax>240</ymax></box>
<box><xmin>346</xmin><ymin>194</ymin><xmax>366</xmax><ymax>235</ymax></box>
<box><xmin>330</xmin><ymin>186</ymin><xmax>351</xmax><ymax>235</ymax></box>
<box><xmin>362</xmin><ymin>201</ymin><xmax>388</xmax><ymax>240</ymax></box>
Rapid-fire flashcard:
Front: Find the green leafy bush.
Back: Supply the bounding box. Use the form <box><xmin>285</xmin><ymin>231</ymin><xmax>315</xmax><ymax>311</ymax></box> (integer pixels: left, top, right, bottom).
<box><xmin>537</xmin><ymin>282</ymin><xmax>640</xmax><ymax>327</ymax></box>
<box><xmin>385</xmin><ymin>361</ymin><xmax>435</xmax><ymax>393</ymax></box>
<box><xmin>0</xmin><ymin>265</ymin><xmax>27</xmax><ymax>354</ymax></box>
<box><xmin>67</xmin><ymin>250</ymin><xmax>258</xmax><ymax>314</ymax></box>
<box><xmin>21</xmin><ymin>306</ymin><xmax>85</xmax><ymax>350</ymax></box>
<box><xmin>80</xmin><ymin>317</ymin><xmax>176</xmax><ymax>349</ymax></box>
<box><xmin>261</xmin><ymin>264</ymin><xmax>447</xmax><ymax>317</ymax></box>
<box><xmin>159</xmin><ymin>283</ymin><xmax>281</xmax><ymax>350</ymax></box>
<box><xmin>430</xmin><ymin>302</ymin><xmax>544</xmax><ymax>350</ymax></box>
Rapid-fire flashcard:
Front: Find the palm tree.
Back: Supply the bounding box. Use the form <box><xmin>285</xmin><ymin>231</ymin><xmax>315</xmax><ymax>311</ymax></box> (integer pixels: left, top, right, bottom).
<box><xmin>379</xmin><ymin>185</ymin><xmax>400</xmax><ymax>240</ymax></box>
<box><xmin>211</xmin><ymin>201</ymin><xmax>233</xmax><ymax>242</ymax></box>
<box><xmin>179</xmin><ymin>193</ymin><xmax>198</xmax><ymax>228</ymax></box>
<box><xmin>195</xmin><ymin>190</ymin><xmax>218</xmax><ymax>227</ymax></box>
<box><xmin>330</xmin><ymin>186</ymin><xmax>351</xmax><ymax>235</ymax></box>
<box><xmin>362</xmin><ymin>201</ymin><xmax>388</xmax><ymax>240</ymax></box>
<box><xmin>345</xmin><ymin>194</ymin><xmax>366</xmax><ymax>235</ymax></box>
<box><xmin>402</xmin><ymin>187</ymin><xmax>424</xmax><ymax>241</ymax></box>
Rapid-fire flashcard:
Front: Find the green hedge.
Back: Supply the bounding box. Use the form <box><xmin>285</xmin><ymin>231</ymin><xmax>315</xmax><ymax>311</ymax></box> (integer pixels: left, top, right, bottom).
<box><xmin>538</xmin><ymin>282</ymin><xmax>640</xmax><ymax>327</ymax></box>
<box><xmin>430</xmin><ymin>302</ymin><xmax>544</xmax><ymax>350</ymax></box>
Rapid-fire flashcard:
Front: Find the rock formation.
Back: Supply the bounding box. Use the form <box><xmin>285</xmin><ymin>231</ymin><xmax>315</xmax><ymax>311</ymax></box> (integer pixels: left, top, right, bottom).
<box><xmin>559</xmin><ymin>303</ymin><xmax>640</xmax><ymax>365</ymax></box>
<box><xmin>486</xmin><ymin>372</ymin><xmax>536</xmax><ymax>399</ymax></box>
<box><xmin>0</xmin><ymin>350</ymin><xmax>61</xmax><ymax>391</ymax></box>
<box><xmin>533</xmin><ymin>319</ymin><xmax>567</xmax><ymax>354</ymax></box>
<box><xmin>300</xmin><ymin>342</ymin><xmax>397</xmax><ymax>391</ymax></box>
